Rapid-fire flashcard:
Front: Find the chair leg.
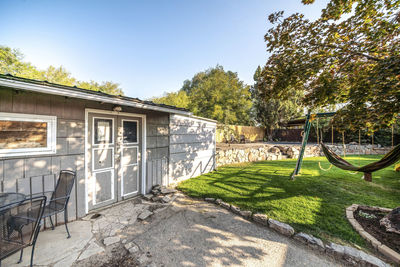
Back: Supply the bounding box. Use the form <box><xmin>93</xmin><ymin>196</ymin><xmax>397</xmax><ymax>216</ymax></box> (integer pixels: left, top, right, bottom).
<box><xmin>17</xmin><ymin>230</ymin><xmax>24</xmax><ymax>263</ymax></box>
<box><xmin>18</xmin><ymin>249</ymin><xmax>23</xmax><ymax>264</ymax></box>
<box><xmin>49</xmin><ymin>216</ymin><xmax>55</xmax><ymax>230</ymax></box>
<box><xmin>64</xmin><ymin>210</ymin><xmax>71</xmax><ymax>238</ymax></box>
<box><xmin>30</xmin><ymin>242</ymin><xmax>37</xmax><ymax>267</ymax></box>
<box><xmin>29</xmin><ymin>221</ymin><xmax>42</xmax><ymax>267</ymax></box>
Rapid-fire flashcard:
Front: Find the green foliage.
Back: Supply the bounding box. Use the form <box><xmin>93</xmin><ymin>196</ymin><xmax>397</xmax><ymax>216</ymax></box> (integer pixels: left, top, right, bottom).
<box><xmin>151</xmin><ymin>90</ymin><xmax>189</xmax><ymax>109</ymax></box>
<box><xmin>178</xmin><ymin>155</ymin><xmax>400</xmax><ymax>248</ymax></box>
<box><xmin>0</xmin><ymin>46</ymin><xmax>123</xmax><ymax>95</ymax></box>
<box><xmin>251</xmin><ymin>65</ymin><xmax>303</xmax><ymax>140</ymax></box>
<box><xmin>153</xmin><ymin>65</ymin><xmax>253</xmax><ymax>125</ymax></box>
<box><xmin>42</xmin><ymin>65</ymin><xmax>76</xmax><ymax>86</ymax></box>
<box><xmin>78</xmin><ymin>80</ymin><xmax>123</xmax><ymax>95</ymax></box>
<box><xmin>0</xmin><ymin>47</ymin><xmax>43</xmax><ymax>79</ymax></box>
<box><xmin>262</xmin><ymin>0</ymin><xmax>400</xmax><ymax>131</ymax></box>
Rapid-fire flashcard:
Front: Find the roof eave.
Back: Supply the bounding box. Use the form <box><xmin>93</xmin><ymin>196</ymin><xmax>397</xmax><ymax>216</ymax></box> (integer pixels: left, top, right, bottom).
<box><xmin>0</xmin><ymin>78</ymin><xmax>192</xmax><ymax>116</ymax></box>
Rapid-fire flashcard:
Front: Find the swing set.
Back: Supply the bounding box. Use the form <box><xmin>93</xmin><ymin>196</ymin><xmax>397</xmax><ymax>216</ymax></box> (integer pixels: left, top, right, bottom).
<box><xmin>291</xmin><ymin>111</ymin><xmax>400</xmax><ymax>181</ymax></box>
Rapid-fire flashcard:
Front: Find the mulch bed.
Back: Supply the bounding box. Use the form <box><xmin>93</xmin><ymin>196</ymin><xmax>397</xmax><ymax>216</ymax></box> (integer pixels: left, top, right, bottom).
<box><xmin>354</xmin><ymin>207</ymin><xmax>400</xmax><ymax>254</ymax></box>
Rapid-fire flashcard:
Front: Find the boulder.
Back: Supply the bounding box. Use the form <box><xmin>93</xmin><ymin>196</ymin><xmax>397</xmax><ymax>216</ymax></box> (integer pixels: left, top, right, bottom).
<box><xmin>239</xmin><ymin>210</ymin><xmax>252</xmax><ymax>218</ymax></box>
<box><xmin>230</xmin><ymin>205</ymin><xmax>241</xmax><ymax>215</ymax></box>
<box><xmin>380</xmin><ymin>207</ymin><xmax>400</xmax><ymax>234</ymax></box>
<box><xmin>248</xmin><ymin>152</ymin><xmax>256</xmax><ymax>162</ymax></box>
<box><xmin>294</xmin><ymin>232</ymin><xmax>325</xmax><ymax>251</ymax></box>
<box><xmin>204</xmin><ymin>197</ymin><xmax>215</xmax><ymax>203</ymax></box>
<box><xmin>326</xmin><ymin>242</ymin><xmax>390</xmax><ymax>267</ymax></box>
<box><xmin>220</xmin><ymin>201</ymin><xmax>231</xmax><ymax>210</ymax></box>
<box><xmin>269</xmin><ymin>146</ymin><xmax>281</xmax><ymax>154</ymax></box>
<box><xmin>252</xmin><ymin>213</ymin><xmax>269</xmax><ymax>226</ymax></box>
<box><xmin>268</xmin><ymin>219</ymin><xmax>295</xmax><ymax>236</ymax></box>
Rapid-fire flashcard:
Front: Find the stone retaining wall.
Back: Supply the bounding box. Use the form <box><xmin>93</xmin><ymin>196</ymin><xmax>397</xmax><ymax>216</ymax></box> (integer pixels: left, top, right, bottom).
<box><xmin>216</xmin><ymin>143</ymin><xmax>392</xmax><ymax>167</ymax></box>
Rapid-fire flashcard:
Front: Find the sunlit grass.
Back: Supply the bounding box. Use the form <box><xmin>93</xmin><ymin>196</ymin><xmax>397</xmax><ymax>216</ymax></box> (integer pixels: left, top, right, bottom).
<box><xmin>178</xmin><ymin>155</ymin><xmax>400</xmax><ymax>248</ymax></box>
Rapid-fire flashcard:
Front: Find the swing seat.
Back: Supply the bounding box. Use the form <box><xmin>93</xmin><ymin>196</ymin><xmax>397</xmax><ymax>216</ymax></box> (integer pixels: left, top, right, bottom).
<box><xmin>320</xmin><ymin>143</ymin><xmax>400</xmax><ymax>179</ymax></box>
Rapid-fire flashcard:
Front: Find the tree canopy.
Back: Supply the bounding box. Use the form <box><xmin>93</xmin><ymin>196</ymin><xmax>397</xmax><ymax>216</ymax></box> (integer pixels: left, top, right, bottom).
<box><xmin>153</xmin><ymin>65</ymin><xmax>253</xmax><ymax>125</ymax></box>
<box><xmin>251</xmin><ymin>66</ymin><xmax>303</xmax><ymax>140</ymax></box>
<box><xmin>0</xmin><ymin>46</ymin><xmax>123</xmax><ymax>95</ymax></box>
<box><xmin>261</xmin><ymin>0</ymin><xmax>400</xmax><ymax>131</ymax></box>
<box><xmin>151</xmin><ymin>90</ymin><xmax>189</xmax><ymax>109</ymax></box>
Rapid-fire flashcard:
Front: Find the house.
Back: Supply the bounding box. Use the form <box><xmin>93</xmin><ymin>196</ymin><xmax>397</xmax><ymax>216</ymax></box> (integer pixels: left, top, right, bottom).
<box><xmin>0</xmin><ymin>74</ymin><xmax>216</xmax><ymax>222</ymax></box>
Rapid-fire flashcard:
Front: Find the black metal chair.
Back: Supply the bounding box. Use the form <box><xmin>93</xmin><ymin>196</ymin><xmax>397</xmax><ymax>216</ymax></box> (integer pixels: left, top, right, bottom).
<box><xmin>40</xmin><ymin>170</ymin><xmax>76</xmax><ymax>238</ymax></box>
<box><xmin>7</xmin><ymin>170</ymin><xmax>76</xmax><ymax>242</ymax></box>
<box><xmin>0</xmin><ymin>195</ymin><xmax>47</xmax><ymax>267</ymax></box>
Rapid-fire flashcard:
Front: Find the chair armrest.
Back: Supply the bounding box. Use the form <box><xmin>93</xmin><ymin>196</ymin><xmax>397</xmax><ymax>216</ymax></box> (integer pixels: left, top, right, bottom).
<box><xmin>48</xmin><ymin>196</ymin><xmax>69</xmax><ymax>202</ymax></box>
<box><xmin>31</xmin><ymin>191</ymin><xmax>54</xmax><ymax>198</ymax></box>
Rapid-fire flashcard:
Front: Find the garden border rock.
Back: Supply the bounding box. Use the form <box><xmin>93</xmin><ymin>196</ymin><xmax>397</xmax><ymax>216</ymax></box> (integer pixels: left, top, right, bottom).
<box><xmin>346</xmin><ymin>204</ymin><xmax>400</xmax><ymax>265</ymax></box>
<box><xmin>202</xmin><ymin>196</ymin><xmax>392</xmax><ymax>267</ymax></box>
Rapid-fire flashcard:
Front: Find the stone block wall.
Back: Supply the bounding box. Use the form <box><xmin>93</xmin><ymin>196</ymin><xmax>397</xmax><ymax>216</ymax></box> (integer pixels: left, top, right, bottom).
<box><xmin>216</xmin><ymin>143</ymin><xmax>392</xmax><ymax>167</ymax></box>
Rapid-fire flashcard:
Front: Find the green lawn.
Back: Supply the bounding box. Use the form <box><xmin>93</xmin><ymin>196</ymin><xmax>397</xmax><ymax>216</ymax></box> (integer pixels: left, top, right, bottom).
<box><xmin>178</xmin><ymin>155</ymin><xmax>400</xmax><ymax>248</ymax></box>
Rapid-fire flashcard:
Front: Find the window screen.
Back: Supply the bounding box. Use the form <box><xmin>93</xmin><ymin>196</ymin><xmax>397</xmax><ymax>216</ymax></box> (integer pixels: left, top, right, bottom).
<box><xmin>94</xmin><ymin>118</ymin><xmax>113</xmax><ymax>144</ymax></box>
<box><xmin>0</xmin><ymin>121</ymin><xmax>48</xmax><ymax>149</ymax></box>
<box><xmin>123</xmin><ymin>120</ymin><xmax>138</xmax><ymax>143</ymax></box>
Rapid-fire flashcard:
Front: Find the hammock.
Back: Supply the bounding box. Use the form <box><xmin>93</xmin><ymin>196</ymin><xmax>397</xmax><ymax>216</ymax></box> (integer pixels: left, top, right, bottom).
<box><xmin>320</xmin><ymin>143</ymin><xmax>400</xmax><ymax>173</ymax></box>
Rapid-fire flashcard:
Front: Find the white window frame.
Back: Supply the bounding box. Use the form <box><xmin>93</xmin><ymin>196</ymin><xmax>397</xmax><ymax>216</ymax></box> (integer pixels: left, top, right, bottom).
<box><xmin>0</xmin><ymin>112</ymin><xmax>57</xmax><ymax>158</ymax></box>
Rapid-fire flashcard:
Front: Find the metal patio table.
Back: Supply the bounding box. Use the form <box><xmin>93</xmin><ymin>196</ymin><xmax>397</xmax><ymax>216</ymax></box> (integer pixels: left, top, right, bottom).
<box><xmin>0</xmin><ymin>193</ymin><xmax>26</xmax><ymax>214</ymax></box>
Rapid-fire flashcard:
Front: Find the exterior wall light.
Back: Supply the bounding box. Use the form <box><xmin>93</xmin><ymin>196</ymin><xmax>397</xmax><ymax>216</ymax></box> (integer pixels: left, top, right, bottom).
<box><xmin>113</xmin><ymin>106</ymin><xmax>122</xmax><ymax>112</ymax></box>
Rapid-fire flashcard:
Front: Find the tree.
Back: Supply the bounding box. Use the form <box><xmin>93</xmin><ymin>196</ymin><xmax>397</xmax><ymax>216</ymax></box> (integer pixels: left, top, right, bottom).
<box><xmin>0</xmin><ymin>47</ymin><xmax>43</xmax><ymax>79</ymax></box>
<box><xmin>261</xmin><ymin>0</ymin><xmax>400</xmax><ymax>132</ymax></box>
<box><xmin>251</xmin><ymin>66</ymin><xmax>303</xmax><ymax>140</ymax></box>
<box><xmin>0</xmin><ymin>46</ymin><xmax>123</xmax><ymax>95</ymax></box>
<box><xmin>42</xmin><ymin>66</ymin><xmax>76</xmax><ymax>86</ymax></box>
<box><xmin>153</xmin><ymin>65</ymin><xmax>253</xmax><ymax>125</ymax></box>
<box><xmin>185</xmin><ymin>65</ymin><xmax>252</xmax><ymax>125</ymax></box>
<box><xmin>151</xmin><ymin>90</ymin><xmax>189</xmax><ymax>109</ymax></box>
<box><xmin>78</xmin><ymin>80</ymin><xmax>123</xmax><ymax>95</ymax></box>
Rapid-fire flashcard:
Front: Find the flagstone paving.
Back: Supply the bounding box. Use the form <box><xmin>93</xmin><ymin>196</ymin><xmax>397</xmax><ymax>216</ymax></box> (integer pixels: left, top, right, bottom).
<box><xmin>4</xmin><ymin>192</ymin><xmax>342</xmax><ymax>267</ymax></box>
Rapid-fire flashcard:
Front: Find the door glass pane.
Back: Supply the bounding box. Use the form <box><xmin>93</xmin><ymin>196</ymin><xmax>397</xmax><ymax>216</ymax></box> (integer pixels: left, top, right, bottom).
<box><xmin>94</xmin><ymin>118</ymin><xmax>113</xmax><ymax>144</ymax></box>
<box><xmin>0</xmin><ymin>121</ymin><xmax>47</xmax><ymax>149</ymax></box>
<box><xmin>123</xmin><ymin>120</ymin><xmax>138</xmax><ymax>143</ymax></box>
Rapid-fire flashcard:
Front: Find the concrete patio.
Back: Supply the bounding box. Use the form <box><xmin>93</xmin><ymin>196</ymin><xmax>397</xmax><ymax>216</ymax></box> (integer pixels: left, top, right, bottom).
<box><xmin>3</xmin><ymin>192</ymin><xmax>342</xmax><ymax>267</ymax></box>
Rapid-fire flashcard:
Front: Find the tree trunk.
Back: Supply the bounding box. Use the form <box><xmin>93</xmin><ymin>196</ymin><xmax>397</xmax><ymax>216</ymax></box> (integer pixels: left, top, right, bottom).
<box><xmin>364</xmin><ymin>172</ymin><xmax>372</xmax><ymax>182</ymax></box>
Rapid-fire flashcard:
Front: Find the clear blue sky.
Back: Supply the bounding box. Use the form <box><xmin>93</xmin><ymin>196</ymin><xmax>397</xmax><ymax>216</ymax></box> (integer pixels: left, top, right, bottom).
<box><xmin>0</xmin><ymin>0</ymin><xmax>328</xmax><ymax>99</ymax></box>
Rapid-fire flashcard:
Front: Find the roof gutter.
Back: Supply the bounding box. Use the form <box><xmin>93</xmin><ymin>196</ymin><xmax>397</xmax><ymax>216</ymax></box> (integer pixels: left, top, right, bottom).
<box><xmin>0</xmin><ymin>78</ymin><xmax>192</xmax><ymax>116</ymax></box>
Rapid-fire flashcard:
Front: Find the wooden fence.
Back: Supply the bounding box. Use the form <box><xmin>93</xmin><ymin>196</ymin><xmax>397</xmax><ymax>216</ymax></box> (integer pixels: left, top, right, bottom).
<box><xmin>216</xmin><ymin>125</ymin><xmax>265</xmax><ymax>143</ymax></box>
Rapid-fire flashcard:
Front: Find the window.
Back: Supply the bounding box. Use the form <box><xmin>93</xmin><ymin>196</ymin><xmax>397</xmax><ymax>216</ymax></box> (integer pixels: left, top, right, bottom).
<box><xmin>94</xmin><ymin>118</ymin><xmax>113</xmax><ymax>144</ymax></box>
<box><xmin>122</xmin><ymin>120</ymin><xmax>138</xmax><ymax>144</ymax></box>
<box><xmin>0</xmin><ymin>112</ymin><xmax>57</xmax><ymax>157</ymax></box>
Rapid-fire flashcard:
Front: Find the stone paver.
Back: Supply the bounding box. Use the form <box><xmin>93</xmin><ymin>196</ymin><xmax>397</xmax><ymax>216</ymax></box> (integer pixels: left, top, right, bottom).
<box><xmin>77</xmin><ymin>240</ymin><xmax>105</xmax><ymax>261</ymax></box>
